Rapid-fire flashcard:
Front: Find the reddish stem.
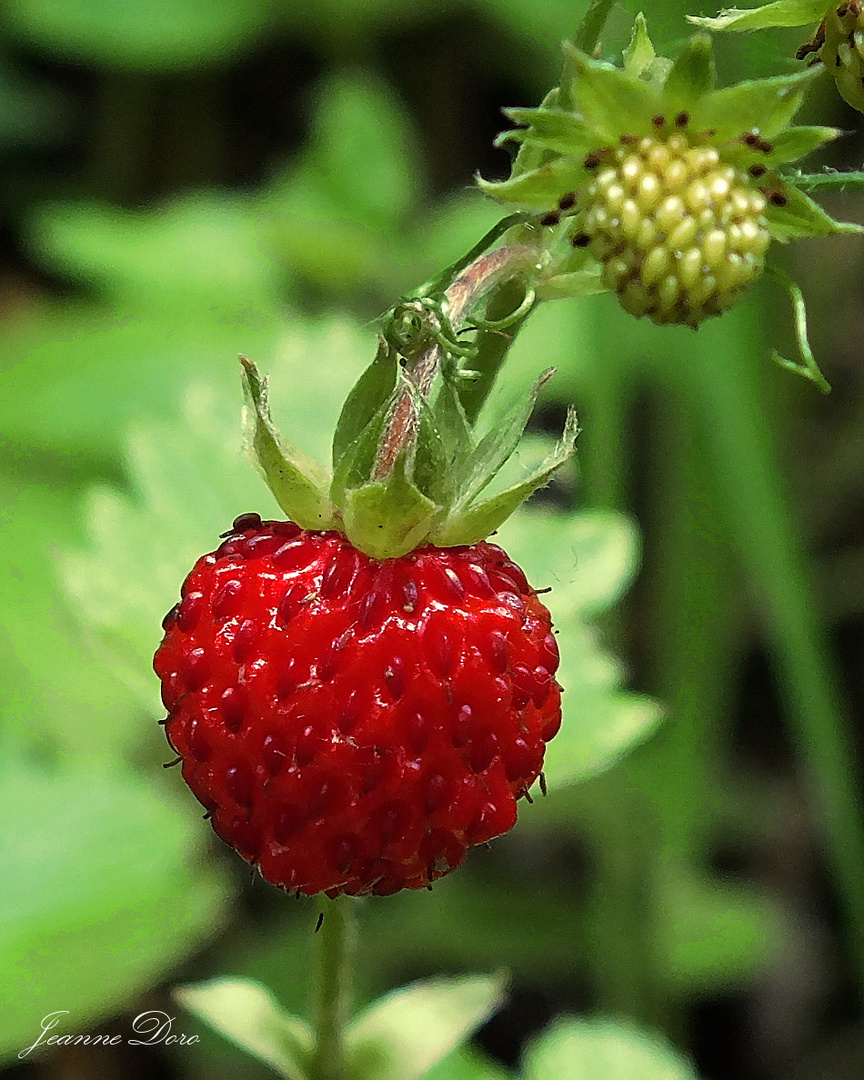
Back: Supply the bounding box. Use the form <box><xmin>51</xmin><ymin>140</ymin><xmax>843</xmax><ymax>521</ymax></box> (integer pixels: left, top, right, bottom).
<box><xmin>373</xmin><ymin>244</ymin><xmax>538</xmax><ymax>480</ymax></box>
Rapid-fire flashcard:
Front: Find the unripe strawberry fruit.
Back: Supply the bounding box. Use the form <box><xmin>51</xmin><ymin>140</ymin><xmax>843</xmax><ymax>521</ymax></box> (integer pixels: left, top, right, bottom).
<box><xmin>155</xmin><ymin>515</ymin><xmax>561</xmax><ymax>898</ymax></box>
<box><xmin>581</xmin><ymin>132</ymin><xmax>770</xmax><ymax>328</ymax></box>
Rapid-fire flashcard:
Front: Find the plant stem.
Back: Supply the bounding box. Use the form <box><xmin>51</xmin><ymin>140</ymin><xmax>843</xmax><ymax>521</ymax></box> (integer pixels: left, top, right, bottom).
<box><xmin>309</xmin><ymin>899</ymin><xmax>356</xmax><ymax>1080</ymax></box>
<box><xmin>373</xmin><ymin>243</ymin><xmax>539</xmax><ymax>478</ymax></box>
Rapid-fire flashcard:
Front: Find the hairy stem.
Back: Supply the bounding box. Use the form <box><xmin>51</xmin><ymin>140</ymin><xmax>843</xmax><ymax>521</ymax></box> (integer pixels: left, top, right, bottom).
<box><xmin>309</xmin><ymin>899</ymin><xmax>356</xmax><ymax>1080</ymax></box>
<box><xmin>373</xmin><ymin>244</ymin><xmax>539</xmax><ymax>479</ymax></box>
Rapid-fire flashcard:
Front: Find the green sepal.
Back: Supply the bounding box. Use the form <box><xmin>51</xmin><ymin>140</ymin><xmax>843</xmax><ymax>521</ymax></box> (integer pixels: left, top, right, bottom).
<box><xmin>499</xmin><ymin>107</ymin><xmax>596</xmax><ymax>158</ymax></box>
<box><xmin>332</xmin><ymin>337</ymin><xmax>397</xmax><ymax>473</ymax></box>
<box><xmin>330</xmin><ymin>393</ymin><xmax>392</xmax><ymax>508</ymax></box>
<box><xmin>767</xmin><ymin>264</ymin><xmax>831</xmax><ymax>393</ymax></box>
<box><xmin>458</xmin><ymin>367</ymin><xmax>557</xmax><ymax>508</ymax></box>
<box><xmin>768</xmin><ymin>126</ymin><xmax>841</xmax><ymax>164</ymax></box>
<box><xmin>687</xmin><ymin>0</ymin><xmax>826</xmax><ymax>32</ymax></box>
<box><xmin>508</xmin><ymin>87</ymin><xmax>561</xmax><ymax>180</ymax></box>
<box><xmin>407</xmin><ymin>374</ymin><xmax>455</xmax><ymax>507</ymax></box>
<box><xmin>689</xmin><ymin>67</ymin><xmax>818</xmax><ymax>141</ymax></box>
<box><xmin>622</xmin><ymin>13</ymin><xmax>657</xmax><ymax>79</ymax></box>
<box><xmin>561</xmin><ymin>46</ymin><xmax>661</xmax><ymax>142</ymax></box>
<box><xmin>767</xmin><ymin>184</ymin><xmax>864</xmax><ymax>239</ymax></box>
<box><xmin>477</xmin><ymin>156</ymin><xmax>585</xmax><ymax>211</ymax></box>
<box><xmin>432</xmin><ymin>407</ymin><xmax>578</xmax><ymax>547</ymax></box>
<box><xmin>662</xmin><ymin>34</ymin><xmax>716</xmax><ymax>112</ymax></box>
<box><xmin>342</xmin><ymin>453</ymin><xmax>442</xmax><ymax>560</ymax></box>
<box><xmin>240</xmin><ymin>356</ymin><xmax>337</xmax><ymax>530</ymax></box>
<box><xmin>432</xmin><ymin>371</ymin><xmax>474</xmax><ymax>491</ymax></box>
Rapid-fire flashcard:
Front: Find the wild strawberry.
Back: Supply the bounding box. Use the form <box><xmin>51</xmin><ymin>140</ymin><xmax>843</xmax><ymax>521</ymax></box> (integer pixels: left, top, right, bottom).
<box><xmin>155</xmin><ymin>247</ymin><xmax>577</xmax><ymax>896</ymax></box>
<box><xmin>155</xmin><ymin>515</ymin><xmax>560</xmax><ymax>897</ymax></box>
<box><xmin>479</xmin><ymin>24</ymin><xmax>861</xmax><ymax>330</ymax></box>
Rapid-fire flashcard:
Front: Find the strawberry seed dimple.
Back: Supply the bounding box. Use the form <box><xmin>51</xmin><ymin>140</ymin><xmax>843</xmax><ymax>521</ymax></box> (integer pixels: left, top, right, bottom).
<box><xmin>320</xmin><ymin>550</ymin><xmax>359</xmax><ymax>599</ymax></box>
<box><xmin>424</xmin><ymin>772</ymin><xmax>448</xmax><ymax>812</ymax></box>
<box><xmin>177</xmin><ymin>591</ymin><xmax>204</xmax><ymax>632</ymax></box>
<box><xmin>233</xmin><ymin>618</ymin><xmax>259</xmax><ymax>664</ymax></box>
<box><xmin>383</xmin><ymin>656</ymin><xmax>405</xmax><ymax>700</ymax></box>
<box><xmin>189</xmin><ymin>718</ymin><xmax>211</xmax><ymax>762</ymax></box>
<box><xmin>334</xmin><ymin>835</ymin><xmax>360</xmax><ymax>875</ymax></box>
<box><xmin>226</xmin><ymin>764</ymin><xmax>254</xmax><ymax>807</ymax></box>
<box><xmin>263</xmin><ymin>733</ymin><xmax>288</xmax><ymax>776</ymax></box>
<box><xmin>274</xmin><ymin>804</ymin><xmax>303</xmax><ymax>844</ymax></box>
<box><xmin>212</xmin><ymin>579</ymin><xmax>243</xmax><ymax>621</ymax></box>
<box><xmin>401</xmin><ymin>576</ymin><xmax>419</xmax><ymax>613</ymax></box>
<box><xmin>221</xmin><ymin>685</ymin><xmax>245</xmax><ymax>732</ymax></box>
<box><xmin>422</xmin><ymin>614</ymin><xmax>456</xmax><ymax>678</ymax></box>
<box><xmin>453</xmin><ymin>704</ymin><xmax>473</xmax><ymax>747</ymax></box>
<box><xmin>295</xmin><ymin>724</ymin><xmax>319</xmax><ymax>767</ymax></box>
<box><xmin>408</xmin><ymin>711</ymin><xmax>428</xmax><ymax>754</ymax></box>
<box><xmin>162</xmin><ymin>603</ymin><xmax>180</xmax><ymax>631</ymax></box>
<box><xmin>184</xmin><ymin>647</ymin><xmax>209</xmax><ymax>692</ymax></box>
<box><xmin>469</xmin><ymin>730</ymin><xmax>499</xmax><ymax>773</ymax></box>
<box><xmin>483</xmin><ymin>630</ymin><xmax>509</xmax><ymax>674</ymax></box>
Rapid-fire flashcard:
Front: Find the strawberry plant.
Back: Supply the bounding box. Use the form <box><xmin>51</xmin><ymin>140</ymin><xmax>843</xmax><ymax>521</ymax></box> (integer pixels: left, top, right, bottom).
<box><xmin>4</xmin><ymin>0</ymin><xmax>864</xmax><ymax>1077</ymax></box>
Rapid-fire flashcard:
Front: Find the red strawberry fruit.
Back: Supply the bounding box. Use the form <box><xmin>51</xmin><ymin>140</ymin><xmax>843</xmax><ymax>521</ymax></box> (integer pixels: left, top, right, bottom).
<box><xmin>155</xmin><ymin>254</ymin><xmax>577</xmax><ymax>898</ymax></box>
<box><xmin>156</xmin><ymin>516</ymin><xmax>561</xmax><ymax>897</ymax></box>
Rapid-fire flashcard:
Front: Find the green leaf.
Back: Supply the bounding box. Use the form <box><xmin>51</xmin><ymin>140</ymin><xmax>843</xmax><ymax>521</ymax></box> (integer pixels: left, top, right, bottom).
<box><xmin>524</xmin><ymin>1016</ymin><xmax>700</xmax><ymax>1080</ymax></box>
<box><xmin>499</xmin><ymin>107</ymin><xmax>596</xmax><ymax>158</ymax></box>
<box><xmin>662</xmin><ymin>34</ymin><xmax>716</xmax><ymax>111</ymax></box>
<box><xmin>543</xmin><ymin>683</ymin><xmax>664</xmax><ymax>787</ymax></box>
<box><xmin>767</xmin><ymin>184</ymin><xmax>864</xmax><ymax>239</ymax></box>
<box><xmin>767</xmin><ymin>125</ymin><xmax>841</xmax><ymax>164</ymax></box>
<box><xmin>29</xmin><ymin>195</ymin><xmax>283</xmax><ymax>313</ymax></box>
<box><xmin>622</xmin><ymin>13</ymin><xmax>657</xmax><ymax>79</ymax></box>
<box><xmin>562</xmin><ymin>46</ymin><xmax>661</xmax><ymax>142</ymax></box>
<box><xmin>458</xmin><ymin>367</ymin><xmax>557</xmax><ymax>508</ymax></box>
<box><xmin>535</xmin><ymin>266</ymin><xmax>607</xmax><ymax>301</ymax></box>
<box><xmin>241</xmin><ymin>356</ymin><xmax>338</xmax><ymax>530</ymax></box>
<box><xmin>422</xmin><ymin>1045</ymin><xmax>511</xmax><ymax>1080</ymax></box>
<box><xmin>332</xmin><ymin>339</ymin><xmax>398</xmax><ymax>472</ymax></box>
<box><xmin>175</xmin><ymin>979</ymin><xmax>313</xmax><ymax>1080</ymax></box>
<box><xmin>0</xmin><ymin>758</ymin><xmax>232</xmax><ymax>1062</ymax></box>
<box><xmin>342</xmin><ymin>454</ymin><xmax>441</xmax><ymax>560</ymax></box>
<box><xmin>687</xmin><ymin>0</ymin><xmax>826</xmax><ymax>32</ymax></box>
<box><xmin>3</xmin><ymin>0</ymin><xmax>271</xmax><ymax>70</ymax></box>
<box><xmin>690</xmin><ymin>68</ymin><xmax>818</xmax><ymax>142</ymax></box>
<box><xmin>347</xmin><ymin>975</ymin><xmax>507</xmax><ymax>1080</ymax></box>
<box><xmin>434</xmin><ymin>407</ymin><xmax>577</xmax><ymax>545</ymax></box>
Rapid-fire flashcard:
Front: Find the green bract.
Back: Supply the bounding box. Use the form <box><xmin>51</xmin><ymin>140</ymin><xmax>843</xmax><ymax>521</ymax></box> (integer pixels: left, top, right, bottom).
<box><xmin>241</xmin><ymin>340</ymin><xmax>577</xmax><ymax>561</ymax></box>
<box><xmin>690</xmin><ymin>0</ymin><xmax>864</xmax><ymax>115</ymax></box>
<box><xmin>478</xmin><ymin>22</ymin><xmax>860</xmax><ymax>347</ymax></box>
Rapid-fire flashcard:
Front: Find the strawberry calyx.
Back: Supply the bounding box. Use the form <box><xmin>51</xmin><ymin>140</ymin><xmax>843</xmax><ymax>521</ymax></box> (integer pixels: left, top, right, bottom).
<box><xmin>241</xmin><ymin>243</ymin><xmax>578</xmax><ymax>561</ymax></box>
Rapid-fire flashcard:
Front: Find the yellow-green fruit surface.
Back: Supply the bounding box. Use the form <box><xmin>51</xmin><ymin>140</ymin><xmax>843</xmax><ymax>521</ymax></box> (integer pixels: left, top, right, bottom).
<box><xmin>820</xmin><ymin>3</ymin><xmax>864</xmax><ymax>113</ymax></box>
<box><xmin>581</xmin><ymin>133</ymin><xmax>770</xmax><ymax>328</ymax></box>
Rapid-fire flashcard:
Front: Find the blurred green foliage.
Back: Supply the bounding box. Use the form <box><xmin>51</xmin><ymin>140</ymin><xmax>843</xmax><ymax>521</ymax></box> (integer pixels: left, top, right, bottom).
<box><xmin>0</xmin><ymin>0</ymin><xmax>862</xmax><ymax>1078</ymax></box>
